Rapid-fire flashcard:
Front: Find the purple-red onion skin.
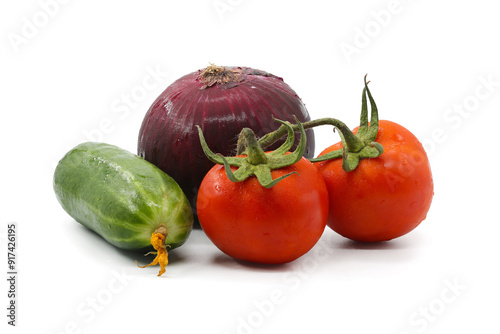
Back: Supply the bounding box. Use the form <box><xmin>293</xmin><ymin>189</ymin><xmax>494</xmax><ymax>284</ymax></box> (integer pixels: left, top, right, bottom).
<box><xmin>137</xmin><ymin>67</ymin><xmax>315</xmax><ymax>220</ymax></box>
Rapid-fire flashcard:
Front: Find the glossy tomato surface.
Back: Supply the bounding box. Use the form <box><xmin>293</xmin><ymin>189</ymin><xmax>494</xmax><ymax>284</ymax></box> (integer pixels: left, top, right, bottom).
<box><xmin>197</xmin><ymin>157</ymin><xmax>329</xmax><ymax>264</ymax></box>
<box><xmin>315</xmin><ymin>120</ymin><xmax>434</xmax><ymax>242</ymax></box>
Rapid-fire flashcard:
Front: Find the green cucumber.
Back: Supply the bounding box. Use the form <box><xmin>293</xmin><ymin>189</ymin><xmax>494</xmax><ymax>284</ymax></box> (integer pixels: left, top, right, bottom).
<box><xmin>54</xmin><ymin>142</ymin><xmax>193</xmax><ymax>274</ymax></box>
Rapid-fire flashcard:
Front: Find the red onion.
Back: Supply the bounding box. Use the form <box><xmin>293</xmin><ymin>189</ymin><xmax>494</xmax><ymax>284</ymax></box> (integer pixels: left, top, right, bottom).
<box><xmin>137</xmin><ymin>64</ymin><xmax>315</xmax><ymax>221</ymax></box>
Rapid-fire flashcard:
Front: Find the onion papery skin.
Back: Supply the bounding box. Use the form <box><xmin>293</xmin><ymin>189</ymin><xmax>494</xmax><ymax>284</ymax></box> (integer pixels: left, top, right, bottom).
<box><xmin>138</xmin><ymin>66</ymin><xmax>315</xmax><ymax>224</ymax></box>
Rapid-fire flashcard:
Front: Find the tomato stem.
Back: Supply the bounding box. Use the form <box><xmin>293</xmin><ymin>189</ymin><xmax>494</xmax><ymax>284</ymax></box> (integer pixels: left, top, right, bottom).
<box><xmin>258</xmin><ymin>75</ymin><xmax>384</xmax><ymax>172</ymax></box>
<box><xmin>257</xmin><ymin>117</ymin><xmax>364</xmax><ymax>154</ymax></box>
<box><xmin>237</xmin><ymin>128</ymin><xmax>268</xmax><ymax>165</ymax></box>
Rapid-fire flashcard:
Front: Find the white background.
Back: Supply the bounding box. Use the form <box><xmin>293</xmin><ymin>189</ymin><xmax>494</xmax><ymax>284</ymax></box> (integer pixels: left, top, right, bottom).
<box><xmin>1</xmin><ymin>0</ymin><xmax>499</xmax><ymax>333</ymax></box>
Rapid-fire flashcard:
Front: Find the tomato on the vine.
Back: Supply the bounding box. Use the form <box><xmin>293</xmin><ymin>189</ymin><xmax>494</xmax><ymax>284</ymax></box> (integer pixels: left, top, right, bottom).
<box><xmin>311</xmin><ymin>77</ymin><xmax>433</xmax><ymax>242</ymax></box>
<box><xmin>315</xmin><ymin>120</ymin><xmax>433</xmax><ymax>242</ymax></box>
<box><xmin>196</xmin><ymin>120</ymin><xmax>329</xmax><ymax>264</ymax></box>
<box><xmin>197</xmin><ymin>158</ymin><xmax>329</xmax><ymax>263</ymax></box>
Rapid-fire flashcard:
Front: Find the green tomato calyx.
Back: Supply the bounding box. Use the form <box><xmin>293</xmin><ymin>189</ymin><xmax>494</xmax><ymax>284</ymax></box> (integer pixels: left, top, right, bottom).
<box><xmin>309</xmin><ymin>75</ymin><xmax>384</xmax><ymax>171</ymax></box>
<box><xmin>196</xmin><ymin>118</ymin><xmax>306</xmax><ymax>188</ymax></box>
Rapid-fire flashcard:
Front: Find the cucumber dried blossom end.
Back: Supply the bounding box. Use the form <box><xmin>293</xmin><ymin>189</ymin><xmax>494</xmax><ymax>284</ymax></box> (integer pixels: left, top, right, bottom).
<box><xmin>136</xmin><ymin>230</ymin><xmax>170</xmax><ymax>277</ymax></box>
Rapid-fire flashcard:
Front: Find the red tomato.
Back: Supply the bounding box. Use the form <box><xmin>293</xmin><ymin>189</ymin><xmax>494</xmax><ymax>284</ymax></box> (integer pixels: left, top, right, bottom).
<box><xmin>315</xmin><ymin>120</ymin><xmax>434</xmax><ymax>242</ymax></box>
<box><xmin>197</xmin><ymin>157</ymin><xmax>329</xmax><ymax>264</ymax></box>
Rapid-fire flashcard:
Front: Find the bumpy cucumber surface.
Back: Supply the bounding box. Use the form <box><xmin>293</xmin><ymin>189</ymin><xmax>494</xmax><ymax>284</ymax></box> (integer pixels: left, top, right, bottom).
<box><xmin>54</xmin><ymin>142</ymin><xmax>193</xmax><ymax>251</ymax></box>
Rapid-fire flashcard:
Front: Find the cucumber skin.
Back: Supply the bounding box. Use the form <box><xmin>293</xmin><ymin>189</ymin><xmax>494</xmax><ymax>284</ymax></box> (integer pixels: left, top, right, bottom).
<box><xmin>54</xmin><ymin>142</ymin><xmax>193</xmax><ymax>251</ymax></box>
